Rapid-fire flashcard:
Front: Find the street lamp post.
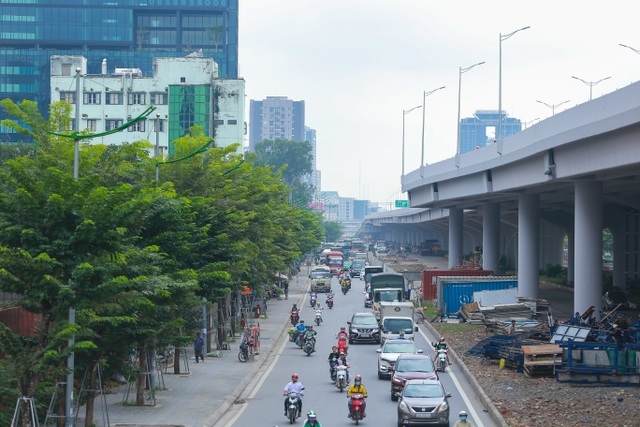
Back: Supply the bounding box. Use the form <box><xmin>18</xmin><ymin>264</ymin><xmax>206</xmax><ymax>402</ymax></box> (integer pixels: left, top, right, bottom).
<box><xmin>420</xmin><ymin>86</ymin><xmax>445</xmax><ymax>169</ymax></box>
<box><xmin>402</xmin><ymin>105</ymin><xmax>422</xmax><ymax>176</ymax></box>
<box><xmin>155</xmin><ymin>113</ymin><xmax>161</xmax><ymax>183</ymax></box>
<box><xmin>536</xmin><ymin>99</ymin><xmax>570</xmax><ymax>116</ymax></box>
<box><xmin>523</xmin><ymin>117</ymin><xmax>540</xmax><ymax>129</ymax></box>
<box><xmin>457</xmin><ymin>62</ymin><xmax>484</xmax><ymax>154</ymax></box>
<box><xmin>619</xmin><ymin>43</ymin><xmax>640</xmax><ymax>56</ymax></box>
<box><xmin>498</xmin><ymin>26</ymin><xmax>530</xmax><ymax>140</ymax></box>
<box><xmin>571</xmin><ymin>75</ymin><xmax>611</xmax><ymax>100</ymax></box>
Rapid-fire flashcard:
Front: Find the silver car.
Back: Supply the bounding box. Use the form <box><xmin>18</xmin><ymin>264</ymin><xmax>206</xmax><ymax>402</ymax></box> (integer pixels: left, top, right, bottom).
<box><xmin>376</xmin><ymin>339</ymin><xmax>422</xmax><ymax>379</ymax></box>
<box><xmin>396</xmin><ymin>379</ymin><xmax>451</xmax><ymax>426</ymax></box>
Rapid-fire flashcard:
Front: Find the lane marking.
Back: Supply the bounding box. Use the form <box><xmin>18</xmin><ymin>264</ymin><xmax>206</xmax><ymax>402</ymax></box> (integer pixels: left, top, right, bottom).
<box><xmin>417</xmin><ymin>326</ymin><xmax>485</xmax><ymax>427</ymax></box>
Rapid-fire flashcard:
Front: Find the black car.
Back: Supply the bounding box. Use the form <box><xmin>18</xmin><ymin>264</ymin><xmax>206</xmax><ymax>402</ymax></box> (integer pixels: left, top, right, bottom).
<box><xmin>348</xmin><ymin>312</ymin><xmax>380</xmax><ymax>344</ymax></box>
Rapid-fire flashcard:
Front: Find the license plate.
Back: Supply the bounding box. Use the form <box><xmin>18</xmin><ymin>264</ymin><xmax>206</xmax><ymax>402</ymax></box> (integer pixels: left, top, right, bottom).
<box><xmin>416</xmin><ymin>413</ymin><xmax>432</xmax><ymax>418</ymax></box>
<box><xmin>360</xmin><ymin>333</ymin><xmax>370</xmax><ymax>337</ymax></box>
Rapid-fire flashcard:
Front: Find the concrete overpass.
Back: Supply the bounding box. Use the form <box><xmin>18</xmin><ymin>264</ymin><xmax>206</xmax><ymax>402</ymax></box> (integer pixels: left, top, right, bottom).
<box><xmin>360</xmin><ymin>80</ymin><xmax>640</xmax><ymax>316</ymax></box>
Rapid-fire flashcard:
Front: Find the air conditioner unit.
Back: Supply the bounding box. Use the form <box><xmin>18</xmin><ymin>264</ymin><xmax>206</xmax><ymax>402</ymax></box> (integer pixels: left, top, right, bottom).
<box><xmin>127</xmin><ymin>87</ymin><xmax>132</xmax><ymax>91</ymax></box>
<box><xmin>82</xmin><ymin>114</ymin><xmax>88</xmax><ymax>118</ymax></box>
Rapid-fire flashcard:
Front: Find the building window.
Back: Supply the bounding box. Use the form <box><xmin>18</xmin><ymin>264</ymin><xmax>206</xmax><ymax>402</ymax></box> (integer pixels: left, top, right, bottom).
<box><xmin>60</xmin><ymin>91</ymin><xmax>76</xmax><ymax>104</ymax></box>
<box><xmin>83</xmin><ymin>92</ymin><xmax>101</xmax><ymax>105</ymax></box>
<box><xmin>214</xmin><ymin>119</ymin><xmax>224</xmax><ymax>126</ymax></box>
<box><xmin>106</xmin><ymin>119</ymin><xmax>123</xmax><ymax>131</ymax></box>
<box><xmin>128</xmin><ymin>120</ymin><xmax>145</xmax><ymax>132</ymax></box>
<box><xmin>128</xmin><ymin>92</ymin><xmax>146</xmax><ymax>105</ymax></box>
<box><xmin>151</xmin><ymin>92</ymin><xmax>168</xmax><ymax>105</ymax></box>
<box><xmin>106</xmin><ymin>92</ymin><xmax>123</xmax><ymax>105</ymax></box>
<box><xmin>86</xmin><ymin>119</ymin><xmax>97</xmax><ymax>131</ymax></box>
<box><xmin>227</xmin><ymin>119</ymin><xmax>237</xmax><ymax>125</ymax></box>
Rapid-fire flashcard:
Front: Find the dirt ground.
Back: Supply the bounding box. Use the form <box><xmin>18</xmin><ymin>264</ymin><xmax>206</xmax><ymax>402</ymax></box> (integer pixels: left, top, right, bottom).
<box><xmin>433</xmin><ymin>323</ymin><xmax>640</xmax><ymax>427</ymax></box>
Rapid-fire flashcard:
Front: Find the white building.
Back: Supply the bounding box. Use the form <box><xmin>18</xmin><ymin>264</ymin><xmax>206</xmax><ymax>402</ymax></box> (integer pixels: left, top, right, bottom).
<box><xmin>50</xmin><ymin>54</ymin><xmax>245</xmax><ymax>155</ymax></box>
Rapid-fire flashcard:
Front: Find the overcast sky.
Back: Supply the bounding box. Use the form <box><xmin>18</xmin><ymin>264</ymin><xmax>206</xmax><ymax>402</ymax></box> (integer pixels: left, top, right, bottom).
<box><xmin>238</xmin><ymin>1</ymin><xmax>639</xmax><ymax>205</ymax></box>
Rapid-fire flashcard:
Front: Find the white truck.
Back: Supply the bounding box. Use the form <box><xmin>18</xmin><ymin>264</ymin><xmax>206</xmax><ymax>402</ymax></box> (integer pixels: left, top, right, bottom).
<box><xmin>378</xmin><ymin>301</ymin><xmax>418</xmax><ymax>343</ymax></box>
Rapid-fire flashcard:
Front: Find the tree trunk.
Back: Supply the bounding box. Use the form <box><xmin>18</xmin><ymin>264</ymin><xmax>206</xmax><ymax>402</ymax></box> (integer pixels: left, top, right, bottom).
<box><xmin>83</xmin><ymin>359</ymin><xmax>99</xmax><ymax>427</ymax></box>
<box><xmin>217</xmin><ymin>302</ymin><xmax>225</xmax><ymax>350</ymax></box>
<box><xmin>173</xmin><ymin>347</ymin><xmax>181</xmax><ymax>374</ymax></box>
<box><xmin>136</xmin><ymin>346</ymin><xmax>146</xmax><ymax>405</ymax></box>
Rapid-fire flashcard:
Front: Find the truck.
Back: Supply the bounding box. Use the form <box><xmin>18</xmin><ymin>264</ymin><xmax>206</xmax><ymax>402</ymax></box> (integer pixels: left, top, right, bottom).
<box><xmin>367</xmin><ymin>272</ymin><xmax>405</xmax><ymax>313</ymax></box>
<box><xmin>371</xmin><ymin>287</ymin><xmax>404</xmax><ymax>321</ymax></box>
<box><xmin>378</xmin><ymin>301</ymin><xmax>417</xmax><ymax>343</ymax></box>
<box><xmin>364</xmin><ymin>265</ymin><xmax>384</xmax><ymax>286</ymax></box>
<box><xmin>309</xmin><ymin>265</ymin><xmax>332</xmax><ymax>293</ymax></box>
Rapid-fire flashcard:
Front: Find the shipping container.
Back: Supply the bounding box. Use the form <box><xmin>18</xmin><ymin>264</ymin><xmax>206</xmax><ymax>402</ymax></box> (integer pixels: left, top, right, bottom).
<box><xmin>422</xmin><ymin>269</ymin><xmax>493</xmax><ymax>299</ymax></box>
<box><xmin>0</xmin><ymin>306</ymin><xmax>41</xmax><ymax>337</ymax></box>
<box><xmin>436</xmin><ymin>276</ymin><xmax>518</xmax><ymax>314</ymax></box>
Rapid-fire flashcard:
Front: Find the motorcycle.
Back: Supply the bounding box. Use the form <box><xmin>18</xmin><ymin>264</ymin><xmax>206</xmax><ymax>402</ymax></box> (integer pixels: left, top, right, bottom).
<box><xmin>335</xmin><ymin>364</ymin><xmax>348</xmax><ymax>392</ymax></box>
<box><xmin>337</xmin><ymin>337</ymin><xmax>348</xmax><ymax>354</ymax></box>
<box><xmin>238</xmin><ymin>341</ymin><xmax>250</xmax><ymax>363</ymax></box>
<box><xmin>342</xmin><ymin>283</ymin><xmax>349</xmax><ymax>295</ymax></box>
<box><xmin>310</xmin><ymin>293</ymin><xmax>317</xmax><ymax>307</ymax></box>
<box><xmin>349</xmin><ymin>393</ymin><xmax>366</xmax><ymax>425</ymax></box>
<box><xmin>304</xmin><ymin>335</ymin><xmax>316</xmax><ymax>356</ymax></box>
<box><xmin>326</xmin><ymin>294</ymin><xmax>334</xmax><ymax>309</ymax></box>
<box><xmin>286</xmin><ymin>391</ymin><xmax>302</xmax><ymax>424</ymax></box>
<box><xmin>314</xmin><ymin>309</ymin><xmax>323</xmax><ymax>326</ymax></box>
<box><xmin>290</xmin><ymin>310</ymin><xmax>299</xmax><ymax>326</ymax></box>
<box><xmin>436</xmin><ymin>348</ymin><xmax>448</xmax><ymax>372</ymax></box>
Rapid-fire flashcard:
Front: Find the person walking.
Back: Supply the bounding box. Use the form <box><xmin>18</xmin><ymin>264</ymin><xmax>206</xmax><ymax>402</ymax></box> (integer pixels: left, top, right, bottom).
<box><xmin>194</xmin><ymin>332</ymin><xmax>205</xmax><ymax>363</ymax></box>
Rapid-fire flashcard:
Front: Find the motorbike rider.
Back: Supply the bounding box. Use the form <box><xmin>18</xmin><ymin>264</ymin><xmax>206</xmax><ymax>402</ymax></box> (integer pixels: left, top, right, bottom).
<box><xmin>453</xmin><ymin>410</ymin><xmax>474</xmax><ymax>427</ymax></box>
<box><xmin>346</xmin><ymin>374</ymin><xmax>368</xmax><ymax>418</ymax></box>
<box><xmin>290</xmin><ymin>304</ymin><xmax>299</xmax><ymax>324</ymax></box>
<box><xmin>295</xmin><ymin>320</ymin><xmax>307</xmax><ymax>346</ymax></box>
<box><xmin>401</xmin><ymin>415</ymin><xmax>410</xmax><ymax>426</ymax></box>
<box><xmin>303</xmin><ymin>325</ymin><xmax>317</xmax><ymax>352</ymax></box>
<box><xmin>434</xmin><ymin>336</ymin><xmax>452</xmax><ymax>365</ymax></box>
<box><xmin>336</xmin><ymin>326</ymin><xmax>349</xmax><ymax>353</ymax></box>
<box><xmin>335</xmin><ymin>351</ymin><xmax>350</xmax><ymax>384</ymax></box>
<box><xmin>325</xmin><ymin>292</ymin><xmax>334</xmax><ymax>307</ymax></box>
<box><xmin>327</xmin><ymin>345</ymin><xmax>340</xmax><ymax>378</ymax></box>
<box><xmin>310</xmin><ymin>292</ymin><xmax>317</xmax><ymax>306</ymax></box>
<box><xmin>283</xmin><ymin>373</ymin><xmax>304</xmax><ymax>417</ymax></box>
<box><xmin>303</xmin><ymin>410</ymin><xmax>322</xmax><ymax>427</ymax></box>
<box><xmin>313</xmin><ymin>304</ymin><xmax>324</xmax><ymax>323</ymax></box>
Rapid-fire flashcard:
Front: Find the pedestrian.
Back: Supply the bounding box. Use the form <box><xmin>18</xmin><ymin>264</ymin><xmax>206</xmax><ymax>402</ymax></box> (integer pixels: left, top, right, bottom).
<box><xmin>506</xmin><ymin>320</ymin><xmax>516</xmax><ymax>335</ymax></box>
<box><xmin>284</xmin><ymin>281</ymin><xmax>289</xmax><ymax>300</ymax></box>
<box><xmin>194</xmin><ymin>332</ymin><xmax>205</xmax><ymax>363</ymax></box>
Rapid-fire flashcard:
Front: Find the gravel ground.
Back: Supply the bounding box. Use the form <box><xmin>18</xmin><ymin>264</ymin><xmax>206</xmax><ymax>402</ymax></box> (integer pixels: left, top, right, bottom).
<box><xmin>432</xmin><ymin>323</ymin><xmax>640</xmax><ymax>427</ymax></box>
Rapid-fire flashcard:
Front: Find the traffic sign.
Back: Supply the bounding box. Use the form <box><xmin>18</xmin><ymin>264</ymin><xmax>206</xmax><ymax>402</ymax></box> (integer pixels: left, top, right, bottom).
<box><xmin>395</xmin><ymin>200</ymin><xmax>409</xmax><ymax>208</ymax></box>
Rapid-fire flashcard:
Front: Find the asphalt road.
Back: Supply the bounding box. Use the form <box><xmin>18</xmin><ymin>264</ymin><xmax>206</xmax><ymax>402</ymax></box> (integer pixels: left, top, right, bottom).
<box><xmin>218</xmin><ymin>274</ymin><xmax>496</xmax><ymax>427</ymax></box>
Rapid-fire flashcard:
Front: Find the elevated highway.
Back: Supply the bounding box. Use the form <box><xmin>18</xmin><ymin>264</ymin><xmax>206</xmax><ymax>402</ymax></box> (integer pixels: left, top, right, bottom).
<box><xmin>361</xmin><ymin>80</ymin><xmax>640</xmax><ymax>316</ymax></box>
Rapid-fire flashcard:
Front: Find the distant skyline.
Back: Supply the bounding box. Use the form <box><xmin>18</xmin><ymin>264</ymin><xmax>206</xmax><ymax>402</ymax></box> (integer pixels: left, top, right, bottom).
<box><xmin>239</xmin><ymin>1</ymin><xmax>639</xmax><ymax>203</ymax></box>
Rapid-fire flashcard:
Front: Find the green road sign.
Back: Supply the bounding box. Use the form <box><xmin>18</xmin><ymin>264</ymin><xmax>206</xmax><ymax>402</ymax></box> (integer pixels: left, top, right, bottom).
<box><xmin>395</xmin><ymin>200</ymin><xmax>409</xmax><ymax>208</ymax></box>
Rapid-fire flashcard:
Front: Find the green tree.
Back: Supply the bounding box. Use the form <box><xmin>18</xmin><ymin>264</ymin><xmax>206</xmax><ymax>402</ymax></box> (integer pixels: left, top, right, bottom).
<box><xmin>250</xmin><ymin>138</ymin><xmax>313</xmax><ymax>186</ymax></box>
<box><xmin>324</xmin><ymin>221</ymin><xmax>343</xmax><ymax>242</ymax></box>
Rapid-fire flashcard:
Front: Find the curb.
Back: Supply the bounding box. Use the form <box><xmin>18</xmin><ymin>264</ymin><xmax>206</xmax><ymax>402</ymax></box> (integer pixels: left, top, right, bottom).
<box><xmin>204</xmin><ymin>277</ymin><xmax>308</xmax><ymax>426</ymax></box>
<box><xmin>421</xmin><ymin>319</ymin><xmax>509</xmax><ymax>427</ymax></box>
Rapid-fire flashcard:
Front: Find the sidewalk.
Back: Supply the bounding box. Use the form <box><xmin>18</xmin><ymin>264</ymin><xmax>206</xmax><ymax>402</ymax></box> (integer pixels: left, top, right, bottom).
<box><xmin>83</xmin><ymin>270</ymin><xmax>309</xmax><ymax>427</ymax></box>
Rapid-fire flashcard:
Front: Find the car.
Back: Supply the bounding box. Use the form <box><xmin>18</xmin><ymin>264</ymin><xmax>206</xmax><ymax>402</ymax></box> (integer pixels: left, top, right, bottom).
<box><xmin>603</xmin><ymin>289</ymin><xmax>629</xmax><ymax>310</ymax></box>
<box><xmin>396</xmin><ymin>379</ymin><xmax>451</xmax><ymax>426</ymax></box>
<box><xmin>363</xmin><ymin>285</ymin><xmax>372</xmax><ymax>308</ymax></box>
<box><xmin>390</xmin><ymin>354</ymin><xmax>438</xmax><ymax>401</ymax></box>
<box><xmin>347</xmin><ymin>312</ymin><xmax>380</xmax><ymax>344</ymax></box>
<box><xmin>376</xmin><ymin>339</ymin><xmax>423</xmax><ymax>379</ymax></box>
<box><xmin>350</xmin><ymin>260</ymin><xmax>366</xmax><ymax>278</ymax></box>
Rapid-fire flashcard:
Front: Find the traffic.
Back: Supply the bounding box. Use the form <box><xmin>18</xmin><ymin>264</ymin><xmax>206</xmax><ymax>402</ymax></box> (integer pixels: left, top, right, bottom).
<box><xmin>222</xmin><ymin>261</ymin><xmax>496</xmax><ymax>427</ymax></box>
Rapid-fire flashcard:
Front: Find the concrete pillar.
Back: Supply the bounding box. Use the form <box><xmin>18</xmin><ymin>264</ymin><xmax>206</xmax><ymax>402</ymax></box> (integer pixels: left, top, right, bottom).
<box><xmin>574</xmin><ymin>181</ymin><xmax>603</xmax><ymax>316</ymax></box>
<box><xmin>448</xmin><ymin>208</ymin><xmax>463</xmax><ymax>268</ymax></box>
<box><xmin>483</xmin><ymin>202</ymin><xmax>500</xmax><ymax>272</ymax></box>
<box><xmin>518</xmin><ymin>194</ymin><xmax>539</xmax><ymax>299</ymax></box>
<box><xmin>567</xmin><ymin>233</ymin><xmax>574</xmax><ymax>286</ymax></box>
<box><xmin>608</xmin><ymin>208</ymin><xmax>626</xmax><ymax>290</ymax></box>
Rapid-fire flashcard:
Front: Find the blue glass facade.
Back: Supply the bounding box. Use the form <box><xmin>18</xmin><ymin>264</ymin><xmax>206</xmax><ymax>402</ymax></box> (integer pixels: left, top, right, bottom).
<box><xmin>0</xmin><ymin>0</ymin><xmax>238</xmax><ymax>142</ymax></box>
<box><xmin>459</xmin><ymin>110</ymin><xmax>521</xmax><ymax>153</ymax></box>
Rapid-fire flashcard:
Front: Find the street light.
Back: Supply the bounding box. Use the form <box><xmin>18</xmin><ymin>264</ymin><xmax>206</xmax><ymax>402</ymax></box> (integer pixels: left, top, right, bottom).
<box><xmin>457</xmin><ymin>61</ymin><xmax>484</xmax><ymax>154</ymax></box>
<box><xmin>402</xmin><ymin>105</ymin><xmax>422</xmax><ymax>176</ymax></box>
<box><xmin>420</xmin><ymin>86</ymin><xmax>445</xmax><ymax>169</ymax></box>
<box><xmin>523</xmin><ymin>117</ymin><xmax>540</xmax><ymax>129</ymax></box>
<box><xmin>155</xmin><ymin>113</ymin><xmax>161</xmax><ymax>183</ymax></box>
<box><xmin>498</xmin><ymin>26</ymin><xmax>530</xmax><ymax>140</ymax></box>
<box><xmin>536</xmin><ymin>99</ymin><xmax>570</xmax><ymax>116</ymax></box>
<box><xmin>619</xmin><ymin>43</ymin><xmax>640</xmax><ymax>55</ymax></box>
<box><xmin>571</xmin><ymin>75</ymin><xmax>611</xmax><ymax>100</ymax></box>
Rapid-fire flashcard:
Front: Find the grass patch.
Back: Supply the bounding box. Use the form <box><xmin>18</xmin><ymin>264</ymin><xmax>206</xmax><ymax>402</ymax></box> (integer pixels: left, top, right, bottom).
<box><xmin>421</xmin><ymin>301</ymin><xmax>439</xmax><ymax>318</ymax></box>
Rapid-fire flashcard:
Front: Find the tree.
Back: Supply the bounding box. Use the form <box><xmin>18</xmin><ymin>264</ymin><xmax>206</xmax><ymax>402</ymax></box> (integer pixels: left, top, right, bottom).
<box><xmin>324</xmin><ymin>221</ymin><xmax>343</xmax><ymax>242</ymax></box>
<box><xmin>250</xmin><ymin>138</ymin><xmax>313</xmax><ymax>187</ymax></box>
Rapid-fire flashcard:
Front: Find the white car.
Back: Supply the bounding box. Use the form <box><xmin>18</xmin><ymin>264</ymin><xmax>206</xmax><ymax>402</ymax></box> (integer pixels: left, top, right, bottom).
<box><xmin>376</xmin><ymin>339</ymin><xmax>423</xmax><ymax>379</ymax></box>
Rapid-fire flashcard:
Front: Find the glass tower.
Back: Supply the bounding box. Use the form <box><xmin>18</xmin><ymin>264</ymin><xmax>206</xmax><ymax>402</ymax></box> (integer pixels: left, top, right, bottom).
<box><xmin>0</xmin><ymin>0</ymin><xmax>238</xmax><ymax>142</ymax></box>
<box><xmin>459</xmin><ymin>110</ymin><xmax>522</xmax><ymax>153</ymax></box>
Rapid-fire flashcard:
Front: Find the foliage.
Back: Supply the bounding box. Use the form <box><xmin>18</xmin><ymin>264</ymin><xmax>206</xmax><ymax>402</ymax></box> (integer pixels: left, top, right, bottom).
<box><xmin>250</xmin><ymin>138</ymin><xmax>314</xmax><ymax>186</ymax></box>
<box><xmin>323</xmin><ymin>221</ymin><xmax>343</xmax><ymax>242</ymax></box>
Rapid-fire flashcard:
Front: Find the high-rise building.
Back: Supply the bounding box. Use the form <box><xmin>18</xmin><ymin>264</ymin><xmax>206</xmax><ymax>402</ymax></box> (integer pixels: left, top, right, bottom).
<box><xmin>248</xmin><ymin>96</ymin><xmax>305</xmax><ymax>151</ymax></box>
<box><xmin>0</xmin><ymin>0</ymin><xmax>238</xmax><ymax>142</ymax></box>
<box><xmin>303</xmin><ymin>126</ymin><xmax>321</xmax><ymax>195</ymax></box>
<box><xmin>459</xmin><ymin>110</ymin><xmax>521</xmax><ymax>153</ymax></box>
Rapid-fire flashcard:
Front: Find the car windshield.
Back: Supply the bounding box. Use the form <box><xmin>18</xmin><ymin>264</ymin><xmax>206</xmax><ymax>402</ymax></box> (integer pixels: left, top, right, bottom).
<box><xmin>396</xmin><ymin>359</ymin><xmax>434</xmax><ymax>373</ymax></box>
<box><xmin>403</xmin><ymin>384</ymin><xmax>443</xmax><ymax>399</ymax></box>
<box><xmin>310</xmin><ymin>271</ymin><xmax>331</xmax><ymax>279</ymax></box>
<box><xmin>383</xmin><ymin>342</ymin><xmax>416</xmax><ymax>353</ymax></box>
<box><xmin>353</xmin><ymin>315</ymin><xmax>377</xmax><ymax>325</ymax></box>
<box><xmin>383</xmin><ymin>318</ymin><xmax>413</xmax><ymax>332</ymax></box>
<box><xmin>352</xmin><ymin>261</ymin><xmax>365</xmax><ymax>269</ymax></box>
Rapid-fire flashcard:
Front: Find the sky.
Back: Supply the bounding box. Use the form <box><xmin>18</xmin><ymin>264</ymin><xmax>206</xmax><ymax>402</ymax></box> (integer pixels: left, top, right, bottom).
<box><xmin>238</xmin><ymin>1</ymin><xmax>640</xmax><ymax>205</ymax></box>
